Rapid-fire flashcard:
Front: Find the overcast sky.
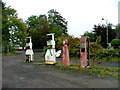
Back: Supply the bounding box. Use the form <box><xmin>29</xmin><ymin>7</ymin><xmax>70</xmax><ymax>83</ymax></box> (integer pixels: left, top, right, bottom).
<box><xmin>3</xmin><ymin>0</ymin><xmax>119</xmax><ymax>37</ymax></box>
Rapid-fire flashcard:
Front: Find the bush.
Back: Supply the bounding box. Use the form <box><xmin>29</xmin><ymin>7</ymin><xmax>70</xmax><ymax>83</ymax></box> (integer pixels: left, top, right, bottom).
<box><xmin>55</xmin><ymin>36</ymin><xmax>80</xmax><ymax>57</ymax></box>
<box><xmin>111</xmin><ymin>39</ymin><xmax>120</xmax><ymax>49</ymax></box>
<box><xmin>89</xmin><ymin>42</ymin><xmax>120</xmax><ymax>62</ymax></box>
<box><xmin>43</xmin><ymin>36</ymin><xmax>80</xmax><ymax>58</ymax></box>
<box><xmin>91</xmin><ymin>49</ymin><xmax>120</xmax><ymax>61</ymax></box>
<box><xmin>68</xmin><ymin>37</ymin><xmax>80</xmax><ymax>57</ymax></box>
<box><xmin>99</xmin><ymin>49</ymin><xmax>120</xmax><ymax>57</ymax></box>
<box><xmin>90</xmin><ymin>42</ymin><xmax>104</xmax><ymax>56</ymax></box>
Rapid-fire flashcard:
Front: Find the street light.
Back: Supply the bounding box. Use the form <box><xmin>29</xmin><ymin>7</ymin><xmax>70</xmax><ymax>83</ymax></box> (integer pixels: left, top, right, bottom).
<box><xmin>102</xmin><ymin>18</ymin><xmax>108</xmax><ymax>48</ymax></box>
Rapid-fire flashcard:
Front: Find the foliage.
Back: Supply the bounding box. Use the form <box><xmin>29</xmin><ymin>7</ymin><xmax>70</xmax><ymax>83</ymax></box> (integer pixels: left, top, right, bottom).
<box><xmin>81</xmin><ymin>31</ymin><xmax>96</xmax><ymax>42</ymax></box>
<box><xmin>26</xmin><ymin>9</ymin><xmax>68</xmax><ymax>49</ymax></box>
<box><xmin>68</xmin><ymin>36</ymin><xmax>80</xmax><ymax>57</ymax></box>
<box><xmin>95</xmin><ymin>36</ymin><xmax>101</xmax><ymax>44</ymax></box>
<box><xmin>34</xmin><ymin>62</ymin><xmax>119</xmax><ymax>78</ymax></box>
<box><xmin>26</xmin><ymin>15</ymin><xmax>50</xmax><ymax>49</ymax></box>
<box><xmin>93</xmin><ymin>57</ymin><xmax>120</xmax><ymax>62</ymax></box>
<box><xmin>90</xmin><ymin>42</ymin><xmax>104</xmax><ymax>55</ymax></box>
<box><xmin>111</xmin><ymin>39</ymin><xmax>120</xmax><ymax>49</ymax></box>
<box><xmin>88</xmin><ymin>42</ymin><xmax>120</xmax><ymax>62</ymax></box>
<box><xmin>48</xmin><ymin>9</ymin><xmax>68</xmax><ymax>36</ymax></box>
<box><xmin>99</xmin><ymin>49</ymin><xmax>120</xmax><ymax>57</ymax></box>
<box><xmin>91</xmin><ymin>49</ymin><xmax>120</xmax><ymax>62</ymax></box>
<box><xmin>93</xmin><ymin>24</ymin><xmax>116</xmax><ymax>48</ymax></box>
<box><xmin>42</xmin><ymin>35</ymin><xmax>80</xmax><ymax>58</ymax></box>
<box><xmin>55</xmin><ymin>35</ymin><xmax>67</xmax><ymax>51</ymax></box>
<box><xmin>2</xmin><ymin>1</ymin><xmax>27</xmax><ymax>53</ymax></box>
<box><xmin>55</xmin><ymin>36</ymin><xmax>80</xmax><ymax>57</ymax></box>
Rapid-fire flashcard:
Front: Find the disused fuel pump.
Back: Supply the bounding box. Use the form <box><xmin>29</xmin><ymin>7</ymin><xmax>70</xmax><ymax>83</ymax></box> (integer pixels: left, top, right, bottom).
<box><xmin>45</xmin><ymin>33</ymin><xmax>61</xmax><ymax>64</ymax></box>
<box><xmin>62</xmin><ymin>39</ymin><xmax>70</xmax><ymax>66</ymax></box>
<box><xmin>25</xmin><ymin>36</ymin><xmax>34</xmax><ymax>62</ymax></box>
<box><xmin>80</xmin><ymin>37</ymin><xmax>90</xmax><ymax>68</ymax></box>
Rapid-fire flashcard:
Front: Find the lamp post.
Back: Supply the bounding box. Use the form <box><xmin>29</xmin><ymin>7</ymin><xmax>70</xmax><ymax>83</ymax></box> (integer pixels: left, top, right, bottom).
<box><xmin>102</xmin><ymin>18</ymin><xmax>108</xmax><ymax>47</ymax></box>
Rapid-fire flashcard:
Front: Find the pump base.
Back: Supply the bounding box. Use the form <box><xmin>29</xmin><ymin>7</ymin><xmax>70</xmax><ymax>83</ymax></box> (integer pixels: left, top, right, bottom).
<box><xmin>45</xmin><ymin>61</ymin><xmax>56</xmax><ymax>65</ymax></box>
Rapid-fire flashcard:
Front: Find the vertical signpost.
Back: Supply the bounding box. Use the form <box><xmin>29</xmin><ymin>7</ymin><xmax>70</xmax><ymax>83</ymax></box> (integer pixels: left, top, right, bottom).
<box><xmin>80</xmin><ymin>37</ymin><xmax>90</xmax><ymax>68</ymax></box>
<box><xmin>62</xmin><ymin>39</ymin><xmax>70</xmax><ymax>66</ymax></box>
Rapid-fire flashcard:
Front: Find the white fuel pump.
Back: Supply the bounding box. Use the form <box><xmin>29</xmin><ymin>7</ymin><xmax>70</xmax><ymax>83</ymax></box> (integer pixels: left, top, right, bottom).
<box><xmin>45</xmin><ymin>33</ymin><xmax>61</xmax><ymax>64</ymax></box>
<box><xmin>25</xmin><ymin>36</ymin><xmax>34</xmax><ymax>62</ymax></box>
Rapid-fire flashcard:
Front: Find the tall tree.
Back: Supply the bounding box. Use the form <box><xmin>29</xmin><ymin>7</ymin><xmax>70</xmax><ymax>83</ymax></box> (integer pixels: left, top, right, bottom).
<box><xmin>48</xmin><ymin>9</ymin><xmax>68</xmax><ymax>37</ymax></box>
<box><xmin>81</xmin><ymin>31</ymin><xmax>96</xmax><ymax>42</ymax></box>
<box><xmin>9</xmin><ymin>18</ymin><xmax>27</xmax><ymax>49</ymax></box>
<box><xmin>93</xmin><ymin>24</ymin><xmax>116</xmax><ymax>48</ymax></box>
<box><xmin>26</xmin><ymin>15</ymin><xmax>50</xmax><ymax>49</ymax></box>
<box><xmin>26</xmin><ymin>9</ymin><xmax>68</xmax><ymax>49</ymax></box>
<box><xmin>2</xmin><ymin>1</ymin><xmax>27</xmax><ymax>53</ymax></box>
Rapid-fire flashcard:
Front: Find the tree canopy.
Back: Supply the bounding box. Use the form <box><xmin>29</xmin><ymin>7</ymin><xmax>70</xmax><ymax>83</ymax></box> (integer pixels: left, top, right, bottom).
<box><xmin>2</xmin><ymin>1</ymin><xmax>27</xmax><ymax>53</ymax></box>
<box><xmin>48</xmin><ymin>9</ymin><xmax>68</xmax><ymax>36</ymax></box>
<box><xmin>81</xmin><ymin>31</ymin><xmax>96</xmax><ymax>42</ymax></box>
<box><xmin>26</xmin><ymin>9</ymin><xmax>68</xmax><ymax>49</ymax></box>
<box><xmin>93</xmin><ymin>24</ymin><xmax>116</xmax><ymax>48</ymax></box>
<box><xmin>2</xmin><ymin>0</ymin><xmax>119</xmax><ymax>52</ymax></box>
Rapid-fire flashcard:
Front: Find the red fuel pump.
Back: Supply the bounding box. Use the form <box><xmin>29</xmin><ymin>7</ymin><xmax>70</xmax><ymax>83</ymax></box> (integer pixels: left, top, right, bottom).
<box><xmin>80</xmin><ymin>37</ymin><xmax>90</xmax><ymax>68</ymax></box>
<box><xmin>62</xmin><ymin>39</ymin><xmax>70</xmax><ymax>66</ymax></box>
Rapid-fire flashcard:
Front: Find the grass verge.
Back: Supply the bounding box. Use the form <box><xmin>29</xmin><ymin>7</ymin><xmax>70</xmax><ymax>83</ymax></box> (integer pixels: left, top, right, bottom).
<box><xmin>32</xmin><ymin>61</ymin><xmax>119</xmax><ymax>79</ymax></box>
<box><xmin>91</xmin><ymin>57</ymin><xmax>120</xmax><ymax>62</ymax></box>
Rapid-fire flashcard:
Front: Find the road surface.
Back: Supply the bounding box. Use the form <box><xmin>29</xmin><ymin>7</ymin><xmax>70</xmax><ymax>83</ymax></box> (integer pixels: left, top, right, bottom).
<box><xmin>2</xmin><ymin>52</ymin><xmax>119</xmax><ymax>88</ymax></box>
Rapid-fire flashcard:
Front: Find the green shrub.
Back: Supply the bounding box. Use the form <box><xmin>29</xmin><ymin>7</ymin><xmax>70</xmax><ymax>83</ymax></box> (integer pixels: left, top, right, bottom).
<box><xmin>56</xmin><ymin>36</ymin><xmax>81</xmax><ymax>58</ymax></box>
<box><xmin>91</xmin><ymin>49</ymin><xmax>120</xmax><ymax>61</ymax></box>
<box><xmin>43</xmin><ymin>36</ymin><xmax>80</xmax><ymax>58</ymax></box>
<box><xmin>68</xmin><ymin>37</ymin><xmax>80</xmax><ymax>57</ymax></box>
<box><xmin>90</xmin><ymin>42</ymin><xmax>104</xmax><ymax>57</ymax></box>
<box><xmin>99</xmin><ymin>49</ymin><xmax>120</xmax><ymax>57</ymax></box>
<box><xmin>48</xmin><ymin>62</ymin><xmax>119</xmax><ymax>78</ymax></box>
<box><xmin>111</xmin><ymin>39</ymin><xmax>120</xmax><ymax>48</ymax></box>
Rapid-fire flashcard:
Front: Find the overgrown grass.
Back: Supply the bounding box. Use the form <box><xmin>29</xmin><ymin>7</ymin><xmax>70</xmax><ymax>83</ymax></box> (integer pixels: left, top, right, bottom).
<box><xmin>91</xmin><ymin>57</ymin><xmax>120</xmax><ymax>62</ymax></box>
<box><xmin>91</xmin><ymin>49</ymin><xmax>120</xmax><ymax>62</ymax></box>
<box><xmin>70</xmin><ymin>57</ymin><xmax>80</xmax><ymax>60</ymax></box>
<box><xmin>32</xmin><ymin>61</ymin><xmax>119</xmax><ymax>78</ymax></box>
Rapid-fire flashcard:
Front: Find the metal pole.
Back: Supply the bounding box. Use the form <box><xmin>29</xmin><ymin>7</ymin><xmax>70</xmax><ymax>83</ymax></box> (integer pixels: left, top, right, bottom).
<box><xmin>106</xmin><ymin>20</ymin><xmax>108</xmax><ymax>48</ymax></box>
<box><xmin>102</xmin><ymin>18</ymin><xmax>108</xmax><ymax>48</ymax></box>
